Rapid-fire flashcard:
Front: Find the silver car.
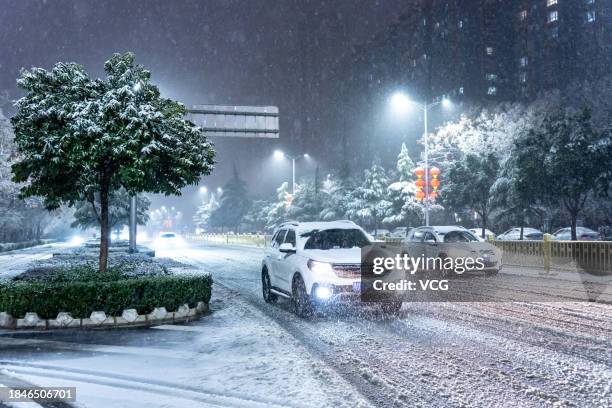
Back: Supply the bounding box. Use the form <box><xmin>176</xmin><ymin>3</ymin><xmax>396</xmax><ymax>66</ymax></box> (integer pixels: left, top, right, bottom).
<box><xmin>402</xmin><ymin>226</ymin><xmax>501</xmax><ymax>276</ymax></box>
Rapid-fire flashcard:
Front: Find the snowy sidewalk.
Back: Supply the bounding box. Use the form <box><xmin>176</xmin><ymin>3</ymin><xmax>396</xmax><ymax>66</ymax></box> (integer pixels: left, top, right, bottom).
<box><xmin>0</xmin><ymin>284</ymin><xmax>372</xmax><ymax>408</ymax></box>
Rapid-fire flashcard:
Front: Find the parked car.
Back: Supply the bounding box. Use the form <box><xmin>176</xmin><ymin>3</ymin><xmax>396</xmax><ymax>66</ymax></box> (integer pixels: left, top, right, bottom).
<box><xmin>390</xmin><ymin>226</ymin><xmax>413</xmax><ymax>238</ymax></box>
<box><xmin>552</xmin><ymin>227</ymin><xmax>601</xmax><ymax>241</ymax></box>
<box><xmin>261</xmin><ymin>220</ymin><xmax>401</xmax><ymax>317</ymax></box>
<box><xmin>496</xmin><ymin>227</ymin><xmax>543</xmax><ymax>241</ymax></box>
<box><xmin>402</xmin><ymin>226</ymin><xmax>501</xmax><ymax>276</ymax></box>
<box><xmin>370</xmin><ymin>228</ymin><xmax>390</xmax><ymax>239</ymax></box>
<box><xmin>468</xmin><ymin>228</ymin><xmax>496</xmax><ymax>241</ymax></box>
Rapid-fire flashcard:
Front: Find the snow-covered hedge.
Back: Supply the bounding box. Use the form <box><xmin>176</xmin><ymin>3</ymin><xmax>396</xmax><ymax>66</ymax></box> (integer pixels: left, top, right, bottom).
<box><xmin>0</xmin><ymin>268</ymin><xmax>212</xmax><ymax>319</ymax></box>
<box><xmin>0</xmin><ymin>239</ymin><xmax>55</xmax><ymax>253</ymax></box>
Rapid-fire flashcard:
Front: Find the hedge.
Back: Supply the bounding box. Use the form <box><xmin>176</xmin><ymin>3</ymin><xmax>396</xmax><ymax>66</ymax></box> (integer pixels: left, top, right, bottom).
<box><xmin>0</xmin><ymin>274</ymin><xmax>213</xmax><ymax>319</ymax></box>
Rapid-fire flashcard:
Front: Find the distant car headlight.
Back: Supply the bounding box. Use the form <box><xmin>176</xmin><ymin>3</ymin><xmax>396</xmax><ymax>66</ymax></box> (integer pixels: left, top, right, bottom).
<box><xmin>307</xmin><ymin>260</ymin><xmax>333</xmax><ymax>275</ymax></box>
<box><xmin>70</xmin><ymin>236</ymin><xmax>84</xmax><ymax>246</ymax></box>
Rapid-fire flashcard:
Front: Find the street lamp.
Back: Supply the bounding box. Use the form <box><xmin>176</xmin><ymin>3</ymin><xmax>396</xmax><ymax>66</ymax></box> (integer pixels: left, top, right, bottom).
<box><xmin>390</xmin><ymin>92</ymin><xmax>452</xmax><ymax>226</ymax></box>
<box><xmin>199</xmin><ymin>186</ymin><xmax>207</xmax><ymax>194</ymax></box>
<box><xmin>273</xmin><ymin>150</ymin><xmax>310</xmax><ymax>194</ymax></box>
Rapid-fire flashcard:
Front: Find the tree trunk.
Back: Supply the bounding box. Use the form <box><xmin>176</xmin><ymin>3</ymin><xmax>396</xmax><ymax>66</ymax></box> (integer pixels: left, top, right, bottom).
<box><xmin>480</xmin><ymin>209</ymin><xmax>487</xmax><ymax>239</ymax></box>
<box><xmin>99</xmin><ymin>173</ymin><xmax>111</xmax><ymax>273</ymax></box>
<box><xmin>520</xmin><ymin>225</ymin><xmax>524</xmax><ymax>240</ymax></box>
<box><xmin>570</xmin><ymin>212</ymin><xmax>578</xmax><ymax>241</ymax></box>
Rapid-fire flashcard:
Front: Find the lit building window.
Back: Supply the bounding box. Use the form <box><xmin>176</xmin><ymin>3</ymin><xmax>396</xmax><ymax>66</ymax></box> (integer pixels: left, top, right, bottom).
<box><xmin>486</xmin><ymin>73</ymin><xmax>498</xmax><ymax>81</ymax></box>
<box><xmin>520</xmin><ymin>56</ymin><xmax>528</xmax><ymax>67</ymax></box>
<box><xmin>486</xmin><ymin>46</ymin><xmax>494</xmax><ymax>55</ymax></box>
<box><xmin>550</xmin><ymin>26</ymin><xmax>559</xmax><ymax>38</ymax></box>
<box><xmin>547</xmin><ymin>0</ymin><xmax>558</xmax><ymax>6</ymax></box>
<box><xmin>586</xmin><ymin>11</ymin><xmax>596</xmax><ymax>22</ymax></box>
<box><xmin>548</xmin><ymin>10</ymin><xmax>558</xmax><ymax>23</ymax></box>
<box><xmin>459</xmin><ymin>86</ymin><xmax>464</xmax><ymax>94</ymax></box>
<box><xmin>519</xmin><ymin>72</ymin><xmax>527</xmax><ymax>83</ymax></box>
<box><xmin>519</xmin><ymin>10</ymin><xmax>527</xmax><ymax>21</ymax></box>
<box><xmin>487</xmin><ymin>86</ymin><xmax>497</xmax><ymax>96</ymax></box>
<box><xmin>458</xmin><ymin>20</ymin><xmax>463</xmax><ymax>29</ymax></box>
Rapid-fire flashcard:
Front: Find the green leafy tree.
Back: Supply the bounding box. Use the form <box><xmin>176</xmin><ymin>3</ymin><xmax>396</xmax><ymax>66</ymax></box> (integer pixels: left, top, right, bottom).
<box><xmin>512</xmin><ymin>107</ymin><xmax>610</xmax><ymax>240</ymax></box>
<box><xmin>11</xmin><ymin>53</ymin><xmax>215</xmax><ymax>271</ymax></box>
<box><xmin>209</xmin><ymin>167</ymin><xmax>250</xmax><ymax>232</ymax></box>
<box><xmin>444</xmin><ymin>153</ymin><xmax>500</xmax><ymax>238</ymax></box>
<box><xmin>71</xmin><ymin>188</ymin><xmax>151</xmax><ymax>236</ymax></box>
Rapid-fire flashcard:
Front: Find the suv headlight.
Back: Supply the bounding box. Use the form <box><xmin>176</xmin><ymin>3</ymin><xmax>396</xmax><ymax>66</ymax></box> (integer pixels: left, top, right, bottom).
<box><xmin>307</xmin><ymin>259</ymin><xmax>333</xmax><ymax>274</ymax></box>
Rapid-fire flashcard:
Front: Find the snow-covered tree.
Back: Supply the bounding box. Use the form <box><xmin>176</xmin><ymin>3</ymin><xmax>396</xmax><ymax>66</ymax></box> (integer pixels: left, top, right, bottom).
<box><xmin>0</xmin><ymin>108</ymin><xmax>56</xmax><ymax>242</ymax></box>
<box><xmin>243</xmin><ymin>199</ymin><xmax>272</xmax><ymax>232</ymax></box>
<box><xmin>71</xmin><ymin>188</ymin><xmax>151</xmax><ymax>235</ymax></box>
<box><xmin>288</xmin><ymin>167</ymin><xmax>325</xmax><ymax>222</ymax></box>
<box><xmin>11</xmin><ymin>53</ymin><xmax>215</xmax><ymax>271</ymax></box>
<box><xmin>346</xmin><ymin>161</ymin><xmax>390</xmax><ymax>233</ymax></box>
<box><xmin>265</xmin><ymin>182</ymin><xmax>290</xmax><ymax>230</ymax></box>
<box><xmin>383</xmin><ymin>143</ymin><xmax>423</xmax><ymax>227</ymax></box>
<box><xmin>320</xmin><ymin>161</ymin><xmax>356</xmax><ymax>222</ymax></box>
<box><xmin>193</xmin><ymin>193</ymin><xmax>220</xmax><ymax>230</ymax></box>
<box><xmin>511</xmin><ymin>107</ymin><xmax>610</xmax><ymax>240</ymax></box>
<box><xmin>444</xmin><ymin>153</ymin><xmax>500</xmax><ymax>239</ymax></box>
<box><xmin>209</xmin><ymin>167</ymin><xmax>250</xmax><ymax>232</ymax></box>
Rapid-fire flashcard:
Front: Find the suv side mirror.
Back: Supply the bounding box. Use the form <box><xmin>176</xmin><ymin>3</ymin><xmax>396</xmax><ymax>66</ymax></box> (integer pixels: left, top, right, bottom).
<box><xmin>279</xmin><ymin>243</ymin><xmax>296</xmax><ymax>253</ymax></box>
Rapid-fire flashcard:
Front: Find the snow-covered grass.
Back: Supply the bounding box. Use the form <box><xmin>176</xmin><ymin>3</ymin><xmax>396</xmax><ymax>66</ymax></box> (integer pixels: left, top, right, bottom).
<box><xmin>13</xmin><ymin>246</ymin><xmax>186</xmax><ymax>282</ymax></box>
<box><xmin>0</xmin><ymin>239</ymin><xmax>55</xmax><ymax>253</ymax></box>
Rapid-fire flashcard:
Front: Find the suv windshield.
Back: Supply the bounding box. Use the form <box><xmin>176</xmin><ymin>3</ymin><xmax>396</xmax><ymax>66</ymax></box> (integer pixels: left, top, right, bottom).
<box><xmin>303</xmin><ymin>229</ymin><xmax>370</xmax><ymax>250</ymax></box>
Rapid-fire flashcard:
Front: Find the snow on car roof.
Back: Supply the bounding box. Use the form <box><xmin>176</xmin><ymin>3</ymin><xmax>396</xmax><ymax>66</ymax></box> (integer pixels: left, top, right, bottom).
<box><xmin>285</xmin><ymin>221</ymin><xmax>360</xmax><ymax>234</ymax></box>
<box><xmin>418</xmin><ymin>225</ymin><xmax>467</xmax><ymax>233</ymax></box>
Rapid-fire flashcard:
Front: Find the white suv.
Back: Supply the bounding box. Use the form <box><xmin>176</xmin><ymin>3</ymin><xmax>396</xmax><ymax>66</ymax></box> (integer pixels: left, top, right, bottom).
<box><xmin>262</xmin><ymin>221</ymin><xmax>400</xmax><ymax>316</ymax></box>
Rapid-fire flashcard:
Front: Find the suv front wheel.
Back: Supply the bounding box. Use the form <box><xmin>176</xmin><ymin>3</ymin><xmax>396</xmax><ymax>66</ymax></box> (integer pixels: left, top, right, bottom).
<box><xmin>262</xmin><ymin>268</ymin><xmax>277</xmax><ymax>303</ymax></box>
<box><xmin>292</xmin><ymin>274</ymin><xmax>314</xmax><ymax>317</ymax></box>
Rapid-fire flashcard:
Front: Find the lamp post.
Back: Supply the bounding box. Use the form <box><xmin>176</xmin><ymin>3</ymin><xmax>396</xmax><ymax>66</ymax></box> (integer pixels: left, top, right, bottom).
<box><xmin>390</xmin><ymin>93</ymin><xmax>451</xmax><ymax>226</ymax></box>
<box><xmin>273</xmin><ymin>150</ymin><xmax>309</xmax><ymax>194</ymax></box>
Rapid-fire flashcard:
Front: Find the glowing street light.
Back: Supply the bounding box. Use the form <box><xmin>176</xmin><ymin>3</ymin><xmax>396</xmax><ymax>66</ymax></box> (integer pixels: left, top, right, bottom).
<box><xmin>199</xmin><ymin>186</ymin><xmax>207</xmax><ymax>194</ymax></box>
<box><xmin>273</xmin><ymin>150</ymin><xmax>310</xmax><ymax>194</ymax></box>
<box><xmin>390</xmin><ymin>92</ymin><xmax>452</xmax><ymax>226</ymax></box>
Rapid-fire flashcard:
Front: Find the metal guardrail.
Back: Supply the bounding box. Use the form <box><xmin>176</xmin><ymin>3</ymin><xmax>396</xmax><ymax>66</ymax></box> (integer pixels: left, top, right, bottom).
<box><xmin>186</xmin><ymin>233</ymin><xmax>272</xmax><ymax>248</ymax></box>
<box><xmin>185</xmin><ymin>233</ymin><xmax>611</xmax><ymax>274</ymax></box>
<box><xmin>491</xmin><ymin>237</ymin><xmax>612</xmax><ymax>275</ymax></box>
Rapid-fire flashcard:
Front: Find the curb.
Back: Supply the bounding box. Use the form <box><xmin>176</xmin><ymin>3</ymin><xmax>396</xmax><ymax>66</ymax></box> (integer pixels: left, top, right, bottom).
<box><xmin>0</xmin><ymin>301</ymin><xmax>209</xmax><ymax>333</ymax></box>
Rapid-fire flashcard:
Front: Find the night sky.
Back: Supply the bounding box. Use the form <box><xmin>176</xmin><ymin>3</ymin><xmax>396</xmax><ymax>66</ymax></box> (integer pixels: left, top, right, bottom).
<box><xmin>1</xmin><ymin>0</ymin><xmax>407</xmax><ymax>214</ymax></box>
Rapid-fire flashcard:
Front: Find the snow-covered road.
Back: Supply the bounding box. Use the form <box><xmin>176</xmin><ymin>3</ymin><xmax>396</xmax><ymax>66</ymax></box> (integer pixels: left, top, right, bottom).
<box><xmin>0</xmin><ymin>242</ymin><xmax>610</xmax><ymax>407</ymax></box>
<box><xmin>164</xmin><ymin>243</ymin><xmax>612</xmax><ymax>408</ymax></box>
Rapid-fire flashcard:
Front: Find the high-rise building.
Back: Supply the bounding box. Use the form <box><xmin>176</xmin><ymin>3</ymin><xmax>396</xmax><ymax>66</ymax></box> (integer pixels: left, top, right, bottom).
<box><xmin>321</xmin><ymin>0</ymin><xmax>611</xmax><ymax>165</ymax></box>
<box><xmin>334</xmin><ymin>0</ymin><xmax>611</xmax><ymax>104</ymax></box>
